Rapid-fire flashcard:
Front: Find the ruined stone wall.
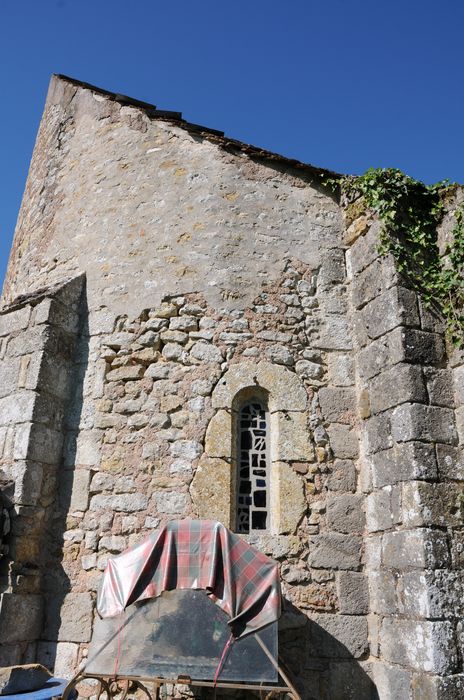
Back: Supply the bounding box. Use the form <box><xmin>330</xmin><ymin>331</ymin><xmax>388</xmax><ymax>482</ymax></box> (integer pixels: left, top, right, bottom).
<box><xmin>1</xmin><ymin>74</ymin><xmax>463</xmax><ymax>699</ymax></box>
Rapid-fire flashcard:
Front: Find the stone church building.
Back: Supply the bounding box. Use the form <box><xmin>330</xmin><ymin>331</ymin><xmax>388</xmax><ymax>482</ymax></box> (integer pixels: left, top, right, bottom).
<box><xmin>0</xmin><ymin>74</ymin><xmax>463</xmax><ymax>699</ymax></box>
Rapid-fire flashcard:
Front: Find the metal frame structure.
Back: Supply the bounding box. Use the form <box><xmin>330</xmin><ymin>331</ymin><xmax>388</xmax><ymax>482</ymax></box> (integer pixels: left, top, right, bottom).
<box><xmin>63</xmin><ymin>631</ymin><xmax>301</xmax><ymax>699</ymax></box>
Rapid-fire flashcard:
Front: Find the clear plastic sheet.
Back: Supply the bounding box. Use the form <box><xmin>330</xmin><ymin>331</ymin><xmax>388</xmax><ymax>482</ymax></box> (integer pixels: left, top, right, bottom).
<box><xmin>86</xmin><ymin>590</ymin><xmax>278</xmax><ymax>682</ymax></box>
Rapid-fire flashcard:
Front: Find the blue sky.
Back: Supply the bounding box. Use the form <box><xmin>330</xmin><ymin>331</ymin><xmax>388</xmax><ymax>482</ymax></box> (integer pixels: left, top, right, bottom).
<box><xmin>1</xmin><ymin>0</ymin><xmax>463</xmax><ymax>289</ymax></box>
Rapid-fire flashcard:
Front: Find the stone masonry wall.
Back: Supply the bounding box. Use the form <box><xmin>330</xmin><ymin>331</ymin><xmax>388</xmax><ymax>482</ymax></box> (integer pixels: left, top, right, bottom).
<box><xmin>0</xmin><ymin>276</ymin><xmax>84</xmax><ymax>668</ymax></box>
<box><xmin>34</xmin><ymin>258</ymin><xmax>372</xmax><ymax>698</ymax></box>
<box><xmin>1</xmin><ymin>74</ymin><xmax>463</xmax><ymax>700</ymax></box>
<box><xmin>346</xmin><ymin>208</ymin><xmax>464</xmax><ymax>699</ymax></box>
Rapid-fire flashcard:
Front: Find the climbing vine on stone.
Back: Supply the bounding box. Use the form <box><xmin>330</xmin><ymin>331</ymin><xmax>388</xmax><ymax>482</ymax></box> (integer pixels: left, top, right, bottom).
<box><xmin>326</xmin><ymin>168</ymin><xmax>464</xmax><ymax>347</ymax></box>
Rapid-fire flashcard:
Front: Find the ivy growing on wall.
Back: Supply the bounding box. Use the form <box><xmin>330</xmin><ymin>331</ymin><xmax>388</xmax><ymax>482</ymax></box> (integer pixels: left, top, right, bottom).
<box><xmin>326</xmin><ymin>168</ymin><xmax>464</xmax><ymax>347</ymax></box>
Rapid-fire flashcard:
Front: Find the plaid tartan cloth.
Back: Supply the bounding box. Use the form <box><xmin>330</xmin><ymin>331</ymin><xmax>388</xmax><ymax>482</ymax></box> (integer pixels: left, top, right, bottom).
<box><xmin>97</xmin><ymin>519</ymin><xmax>281</xmax><ymax>638</ymax></box>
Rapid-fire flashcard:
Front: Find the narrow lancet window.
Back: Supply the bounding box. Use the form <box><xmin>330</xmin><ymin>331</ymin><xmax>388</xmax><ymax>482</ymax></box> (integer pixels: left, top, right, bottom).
<box><xmin>236</xmin><ymin>401</ymin><xmax>269</xmax><ymax>533</ymax></box>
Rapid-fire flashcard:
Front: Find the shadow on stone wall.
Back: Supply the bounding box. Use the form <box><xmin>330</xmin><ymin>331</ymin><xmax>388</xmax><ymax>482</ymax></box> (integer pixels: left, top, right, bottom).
<box><xmin>277</xmin><ymin>600</ymin><xmax>378</xmax><ymax>700</ymax></box>
<box><xmin>39</xmin><ymin>285</ymin><xmax>90</xmax><ymax>672</ymax></box>
<box><xmin>194</xmin><ymin>598</ymin><xmax>378</xmax><ymax>700</ymax></box>
<box><xmin>0</xmin><ymin>477</ymin><xmax>13</xmax><ymax>577</ymax></box>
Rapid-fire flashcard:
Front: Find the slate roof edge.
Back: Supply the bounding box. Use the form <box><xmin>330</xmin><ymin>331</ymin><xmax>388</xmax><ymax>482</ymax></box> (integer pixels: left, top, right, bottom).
<box><xmin>54</xmin><ymin>73</ymin><xmax>344</xmax><ymax>181</ymax></box>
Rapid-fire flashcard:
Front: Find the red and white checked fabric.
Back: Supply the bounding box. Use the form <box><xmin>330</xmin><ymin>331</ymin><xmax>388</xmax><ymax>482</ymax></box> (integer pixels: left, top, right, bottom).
<box><xmin>97</xmin><ymin>519</ymin><xmax>281</xmax><ymax>638</ymax></box>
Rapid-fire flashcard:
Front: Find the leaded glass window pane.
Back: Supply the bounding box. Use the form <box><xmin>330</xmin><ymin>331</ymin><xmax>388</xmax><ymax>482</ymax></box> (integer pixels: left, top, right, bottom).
<box><xmin>237</xmin><ymin>402</ymin><xmax>268</xmax><ymax>533</ymax></box>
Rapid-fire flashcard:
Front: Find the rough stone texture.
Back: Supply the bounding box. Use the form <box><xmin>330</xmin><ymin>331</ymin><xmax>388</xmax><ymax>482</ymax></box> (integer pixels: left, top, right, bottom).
<box><xmin>337</xmin><ymin>572</ymin><xmax>369</xmax><ymax>615</ymax></box>
<box><xmin>0</xmin><ymin>74</ymin><xmax>463</xmax><ymax>698</ymax></box>
<box><xmin>43</xmin><ymin>593</ymin><xmax>93</xmax><ymax>643</ymax></box>
<box><xmin>190</xmin><ymin>456</ymin><xmax>232</xmax><ymax>526</ymax></box>
<box><xmin>273</xmin><ymin>461</ymin><xmax>307</xmax><ymax>534</ymax></box>
<box><xmin>326</xmin><ymin>493</ymin><xmax>365</xmax><ymax>534</ymax></box>
<box><xmin>0</xmin><ymin>594</ymin><xmax>43</xmax><ymax>645</ymax></box>
<box><xmin>382</xmin><ymin>529</ymin><xmax>450</xmax><ymax>570</ymax></box>
<box><xmin>308</xmin><ymin>613</ymin><xmax>369</xmax><ymax>658</ymax></box>
<box><xmin>0</xmin><ymin>664</ymin><xmax>52</xmax><ymax>695</ymax></box>
<box><xmin>308</xmin><ymin>534</ymin><xmax>362</xmax><ymax>570</ymax></box>
<box><xmin>380</xmin><ymin>619</ymin><xmax>458</xmax><ymax>674</ymax></box>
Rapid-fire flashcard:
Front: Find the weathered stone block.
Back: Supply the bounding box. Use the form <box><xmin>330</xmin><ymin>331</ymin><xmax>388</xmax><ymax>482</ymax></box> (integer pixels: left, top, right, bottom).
<box><xmin>391</xmin><ymin>404</ymin><xmax>457</xmax><ymax>445</ymax></box>
<box><xmin>346</xmin><ymin>220</ymin><xmax>381</xmax><ymax>276</ymax></box>
<box><xmin>0</xmin><ymin>594</ymin><xmax>43</xmax><ymax>643</ymax></box>
<box><xmin>363</xmin><ymin>412</ymin><xmax>393</xmax><ymax>455</ymax></box>
<box><xmin>170</xmin><ymin>440</ymin><xmax>202</xmax><ymax>460</ymax></box>
<box><xmin>273</xmin><ymin>462</ymin><xmax>306</xmax><ymax>534</ymax></box>
<box><xmin>318</xmin><ymin>248</ymin><xmax>346</xmax><ymax>288</ymax></box>
<box><xmin>373</xmin><ymin>661</ymin><xmax>411</xmax><ymax>699</ymax></box>
<box><xmin>204</xmin><ymin>410</ymin><xmax>231</xmax><ymax>457</ymax></box>
<box><xmin>424</xmin><ymin>367</ymin><xmax>454</xmax><ymax>408</ymax></box>
<box><xmin>44</xmin><ymin>593</ymin><xmax>93</xmax><ymax>642</ymax></box>
<box><xmin>436</xmin><ymin>443</ymin><xmax>464</xmax><ymax>480</ymax></box>
<box><xmin>371</xmin><ymin>442</ymin><xmax>438</xmax><ymax>488</ymax></box>
<box><xmin>380</xmin><ymin>618</ymin><xmax>457</xmax><ymax>674</ymax></box>
<box><xmin>351</xmin><ymin>256</ymin><xmax>396</xmax><ymax>309</ymax></box>
<box><xmin>248</xmin><ymin>533</ymin><xmax>303</xmax><ymax>560</ymax></box>
<box><xmin>454</xmin><ymin>364</ymin><xmax>464</xmax><ymax>405</ymax></box>
<box><xmin>308</xmin><ymin>533</ymin><xmax>362</xmax><ymax>570</ymax></box>
<box><xmin>456</xmin><ymin>406</ymin><xmax>464</xmax><ymax>445</ymax></box>
<box><xmin>357</xmin><ymin>334</ymin><xmax>392</xmax><ymax>380</ymax></box>
<box><xmin>326</xmin><ymin>459</ymin><xmax>357</xmax><ymax>492</ymax></box>
<box><xmin>402</xmin><ymin>481</ymin><xmax>464</xmax><ymax>528</ymax></box>
<box><xmin>360</xmin><ymin>286</ymin><xmax>419</xmax><ymax>340</ymax></box>
<box><xmin>368</xmin><ymin>571</ymin><xmax>397</xmax><ymax>615</ymax></box>
<box><xmin>0</xmin><ymin>664</ymin><xmax>52</xmax><ymax>695</ymax></box>
<box><xmin>0</xmin><ymin>646</ymin><xmax>22</xmax><ymax>668</ymax></box>
<box><xmin>0</xmin><ymin>357</ymin><xmax>21</xmax><ymax>399</ymax></box>
<box><xmin>364</xmin><ymin>535</ymin><xmax>382</xmax><ymax>570</ymax></box>
<box><xmin>212</xmin><ymin>361</ymin><xmax>307</xmax><ymax>411</ymax></box>
<box><xmin>326</xmin><ymin>494</ymin><xmax>365</xmax><ymax>534</ymax></box>
<box><xmin>0</xmin><ymin>306</ymin><xmax>31</xmax><ymax>337</ymax></box>
<box><xmin>399</xmin><ymin>570</ymin><xmax>464</xmax><ymax>619</ymax></box>
<box><xmin>327</xmin><ymin>660</ymin><xmax>376</xmax><ymax>699</ymax></box>
<box><xmin>37</xmin><ymin>641</ymin><xmax>79</xmax><ymax>680</ymax></box>
<box><xmin>257</xmin><ymin>362</ymin><xmax>308</xmax><ymax>410</ymax></box>
<box><xmin>154</xmin><ymin>490</ymin><xmax>189</xmax><ymax>515</ymax></box>
<box><xmin>3</xmin><ymin>459</ymin><xmax>43</xmax><ymax>506</ymax></box>
<box><xmin>190</xmin><ymin>341</ymin><xmax>222</xmax><ymax>364</ymax></box>
<box><xmin>327</xmin><ymin>424</ymin><xmax>358</xmax><ymax>459</ymax></box>
<box><xmin>6</xmin><ymin>326</ymin><xmax>50</xmax><ymax>357</ymax></box>
<box><xmin>69</xmin><ymin>469</ymin><xmax>91</xmax><ymax>511</ymax></box>
<box><xmin>411</xmin><ymin>673</ymin><xmax>464</xmax><ymax>700</ymax></box>
<box><xmin>98</xmin><ymin>535</ymin><xmax>126</xmax><ymax>552</ymax></box>
<box><xmin>36</xmin><ymin>354</ymin><xmax>73</xmax><ymax>401</ymax></box>
<box><xmin>106</xmin><ymin>365</ymin><xmax>144</xmax><ymax>382</ymax></box>
<box><xmin>308</xmin><ymin>613</ymin><xmax>368</xmax><ymax>658</ymax></box>
<box><xmin>318</xmin><ymin>387</ymin><xmax>356</xmax><ymax>425</ymax></box>
<box><xmin>382</xmin><ymin>529</ymin><xmax>450</xmax><ymax>569</ymax></box>
<box><xmin>366</xmin><ymin>486</ymin><xmax>400</xmax><ymax>533</ymax></box>
<box><xmin>169</xmin><ymin>315</ymin><xmax>198</xmax><ymax>332</ymax></box>
<box><xmin>0</xmin><ymin>392</ymin><xmax>35</xmax><ymax>426</ymax></box>
<box><xmin>190</xmin><ymin>456</ymin><xmax>232</xmax><ymax>526</ymax></box>
<box><xmin>25</xmin><ymin>424</ymin><xmax>64</xmax><ymax>465</ymax></box>
<box><xmin>272</xmin><ymin>412</ymin><xmax>313</xmax><ymax>461</ymax></box>
<box><xmin>368</xmin><ymin>364</ymin><xmax>426</xmax><ymax>414</ymax></box>
<box><xmin>326</xmin><ymin>353</ymin><xmax>354</xmax><ymax>387</ymax></box>
<box><xmin>89</xmin><ymin>493</ymin><xmax>148</xmax><ymax>511</ymax></box>
<box><xmin>337</xmin><ymin>571</ymin><xmax>368</xmax><ymax>615</ymax></box>
<box><xmin>73</xmin><ymin>430</ymin><xmax>101</xmax><ymax>466</ymax></box>
<box><xmin>396</xmin><ymin>328</ymin><xmax>446</xmax><ymax>365</ymax></box>
<box><xmin>314</xmin><ymin>315</ymin><xmax>353</xmax><ymax>351</ymax></box>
